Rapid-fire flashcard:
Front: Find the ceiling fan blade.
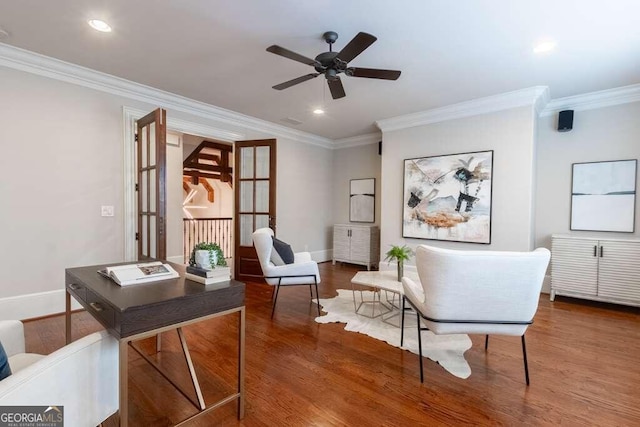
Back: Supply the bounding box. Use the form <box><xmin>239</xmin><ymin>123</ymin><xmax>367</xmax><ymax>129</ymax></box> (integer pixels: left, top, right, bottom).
<box><xmin>327</xmin><ymin>77</ymin><xmax>346</xmax><ymax>99</ymax></box>
<box><xmin>266</xmin><ymin>45</ymin><xmax>318</xmax><ymax>66</ymax></box>
<box><xmin>335</xmin><ymin>32</ymin><xmax>377</xmax><ymax>64</ymax></box>
<box><xmin>348</xmin><ymin>67</ymin><xmax>401</xmax><ymax>80</ymax></box>
<box><xmin>272</xmin><ymin>73</ymin><xmax>319</xmax><ymax>90</ymax></box>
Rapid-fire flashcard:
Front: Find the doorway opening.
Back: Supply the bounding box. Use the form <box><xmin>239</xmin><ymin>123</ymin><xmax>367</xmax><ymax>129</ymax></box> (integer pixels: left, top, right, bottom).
<box><xmin>123</xmin><ymin>106</ymin><xmax>244</xmax><ymax>265</ymax></box>
<box><xmin>179</xmin><ymin>134</ymin><xmax>234</xmax><ymax>265</ymax></box>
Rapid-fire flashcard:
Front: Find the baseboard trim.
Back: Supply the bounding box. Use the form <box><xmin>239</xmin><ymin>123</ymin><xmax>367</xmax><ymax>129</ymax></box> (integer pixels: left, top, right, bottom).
<box><xmin>0</xmin><ymin>290</ymin><xmax>82</xmax><ymax>321</ymax></box>
<box><xmin>311</xmin><ymin>249</ymin><xmax>332</xmax><ymax>263</ymax></box>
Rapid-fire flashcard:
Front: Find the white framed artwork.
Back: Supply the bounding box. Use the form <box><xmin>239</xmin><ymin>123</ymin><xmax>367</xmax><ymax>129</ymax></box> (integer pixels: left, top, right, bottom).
<box><xmin>350</xmin><ymin>178</ymin><xmax>375</xmax><ymax>223</ymax></box>
<box><xmin>571</xmin><ymin>159</ymin><xmax>637</xmax><ymax>232</ymax></box>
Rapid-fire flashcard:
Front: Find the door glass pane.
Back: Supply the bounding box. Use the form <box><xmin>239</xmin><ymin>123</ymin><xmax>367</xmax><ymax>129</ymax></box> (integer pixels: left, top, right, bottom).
<box><xmin>150</xmin><ymin>169</ymin><xmax>156</xmax><ymax>212</ymax></box>
<box><xmin>256</xmin><ymin>214</ymin><xmax>269</xmax><ymax>230</ymax></box>
<box><xmin>141</xmin><ymin>126</ymin><xmax>147</xmax><ymax>167</ymax></box>
<box><xmin>240</xmin><ymin>214</ymin><xmax>253</xmax><ymax>246</ymax></box>
<box><xmin>141</xmin><ymin>171</ymin><xmax>148</xmax><ymax>212</ymax></box>
<box><xmin>255</xmin><ymin>180</ymin><xmax>269</xmax><ymax>212</ymax></box>
<box><xmin>255</xmin><ymin>146</ymin><xmax>270</xmax><ymax>179</ymax></box>
<box><xmin>142</xmin><ymin>215</ymin><xmax>148</xmax><ymax>257</ymax></box>
<box><xmin>240</xmin><ymin>147</ymin><xmax>254</xmax><ymax>179</ymax></box>
<box><xmin>149</xmin><ymin>124</ymin><xmax>156</xmax><ymax>167</ymax></box>
<box><xmin>240</xmin><ymin>181</ymin><xmax>253</xmax><ymax>212</ymax></box>
<box><xmin>150</xmin><ymin>216</ymin><xmax>156</xmax><ymax>258</ymax></box>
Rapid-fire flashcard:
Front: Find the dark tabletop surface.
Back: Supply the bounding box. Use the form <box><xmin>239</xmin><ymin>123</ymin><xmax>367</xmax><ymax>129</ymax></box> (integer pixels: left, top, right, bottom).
<box><xmin>66</xmin><ymin>261</ymin><xmax>244</xmax><ymax>311</ymax></box>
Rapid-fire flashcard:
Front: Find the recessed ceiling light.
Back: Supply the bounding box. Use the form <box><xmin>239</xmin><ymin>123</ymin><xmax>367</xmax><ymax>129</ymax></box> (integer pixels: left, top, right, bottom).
<box><xmin>88</xmin><ymin>19</ymin><xmax>112</xmax><ymax>33</ymax></box>
<box><xmin>313</xmin><ymin>109</ymin><xmax>325</xmax><ymax>115</ymax></box>
<box><xmin>533</xmin><ymin>40</ymin><xmax>557</xmax><ymax>54</ymax></box>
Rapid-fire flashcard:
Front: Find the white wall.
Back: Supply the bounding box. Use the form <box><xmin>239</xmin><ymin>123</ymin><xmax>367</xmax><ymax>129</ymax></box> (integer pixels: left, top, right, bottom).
<box><xmin>380</xmin><ymin>106</ymin><xmax>537</xmax><ymax>262</ymax></box>
<box><xmin>0</xmin><ymin>65</ymin><xmax>334</xmax><ymax>319</ymax></box>
<box><xmin>535</xmin><ymin>102</ymin><xmax>640</xmax><ymax>249</ymax></box>
<box><xmin>332</xmin><ymin>143</ymin><xmax>382</xmax><ymax>226</ymax></box>
<box><xmin>166</xmin><ymin>143</ymin><xmax>184</xmax><ymax>262</ymax></box>
<box><xmin>272</xmin><ymin>138</ymin><xmax>334</xmax><ymax>259</ymax></box>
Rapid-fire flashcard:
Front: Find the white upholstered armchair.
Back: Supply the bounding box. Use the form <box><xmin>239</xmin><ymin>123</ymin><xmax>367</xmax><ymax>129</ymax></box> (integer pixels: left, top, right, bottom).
<box><xmin>401</xmin><ymin>245</ymin><xmax>550</xmax><ymax>384</ymax></box>
<box><xmin>0</xmin><ymin>320</ymin><xmax>119</xmax><ymax>425</ymax></box>
<box><xmin>252</xmin><ymin>228</ymin><xmax>321</xmax><ymax>318</ymax></box>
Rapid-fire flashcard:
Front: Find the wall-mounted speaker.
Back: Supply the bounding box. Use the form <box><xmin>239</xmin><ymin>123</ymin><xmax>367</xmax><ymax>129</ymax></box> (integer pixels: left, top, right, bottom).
<box><xmin>558</xmin><ymin>110</ymin><xmax>574</xmax><ymax>132</ymax></box>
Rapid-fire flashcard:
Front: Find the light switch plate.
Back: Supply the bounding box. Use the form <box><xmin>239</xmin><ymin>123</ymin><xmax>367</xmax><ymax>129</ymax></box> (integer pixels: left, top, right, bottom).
<box><xmin>101</xmin><ymin>205</ymin><xmax>114</xmax><ymax>217</ymax></box>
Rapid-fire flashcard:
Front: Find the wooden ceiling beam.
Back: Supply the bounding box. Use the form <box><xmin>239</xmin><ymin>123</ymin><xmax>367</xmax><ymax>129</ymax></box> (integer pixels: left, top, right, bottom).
<box><xmin>200</xmin><ymin>179</ymin><xmax>215</xmax><ymax>203</ymax></box>
<box><xmin>183</xmin><ymin>170</ymin><xmax>222</xmax><ymax>180</ymax></box>
<box><xmin>184</xmin><ymin>162</ymin><xmax>232</xmax><ymax>174</ymax></box>
<box><xmin>198</xmin><ymin>154</ymin><xmax>220</xmax><ymax>163</ymax></box>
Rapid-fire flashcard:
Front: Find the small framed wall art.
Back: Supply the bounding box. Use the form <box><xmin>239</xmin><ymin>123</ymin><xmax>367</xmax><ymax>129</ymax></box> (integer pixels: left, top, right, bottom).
<box><xmin>403</xmin><ymin>150</ymin><xmax>493</xmax><ymax>244</ymax></box>
<box><xmin>350</xmin><ymin>178</ymin><xmax>375</xmax><ymax>223</ymax></box>
<box><xmin>570</xmin><ymin>159</ymin><xmax>637</xmax><ymax>232</ymax></box>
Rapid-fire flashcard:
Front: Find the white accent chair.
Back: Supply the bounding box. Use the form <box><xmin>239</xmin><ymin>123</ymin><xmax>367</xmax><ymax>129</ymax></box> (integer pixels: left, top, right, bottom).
<box><xmin>401</xmin><ymin>245</ymin><xmax>550</xmax><ymax>384</ymax></box>
<box><xmin>0</xmin><ymin>320</ymin><xmax>119</xmax><ymax>425</ymax></box>
<box><xmin>252</xmin><ymin>228</ymin><xmax>321</xmax><ymax>318</ymax></box>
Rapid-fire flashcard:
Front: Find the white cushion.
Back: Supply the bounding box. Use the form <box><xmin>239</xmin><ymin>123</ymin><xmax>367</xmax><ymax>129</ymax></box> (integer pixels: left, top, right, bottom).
<box><xmin>403</xmin><ymin>245</ymin><xmax>550</xmax><ymax>337</ymax></box>
<box><xmin>252</xmin><ymin>228</ymin><xmax>321</xmax><ymax>286</ymax></box>
<box><xmin>7</xmin><ymin>353</ymin><xmax>45</xmax><ymax>373</ymax></box>
<box><xmin>0</xmin><ymin>330</ymin><xmax>118</xmax><ymax>426</ymax></box>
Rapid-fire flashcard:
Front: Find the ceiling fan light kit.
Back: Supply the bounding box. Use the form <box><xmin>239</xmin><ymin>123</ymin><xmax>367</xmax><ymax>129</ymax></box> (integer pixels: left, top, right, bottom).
<box><xmin>266</xmin><ymin>31</ymin><xmax>401</xmax><ymax>99</ymax></box>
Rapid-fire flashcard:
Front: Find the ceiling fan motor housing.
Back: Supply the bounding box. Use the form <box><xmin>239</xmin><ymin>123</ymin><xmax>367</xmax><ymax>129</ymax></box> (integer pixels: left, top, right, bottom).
<box><xmin>314</xmin><ymin>52</ymin><xmax>338</xmax><ymax>72</ymax></box>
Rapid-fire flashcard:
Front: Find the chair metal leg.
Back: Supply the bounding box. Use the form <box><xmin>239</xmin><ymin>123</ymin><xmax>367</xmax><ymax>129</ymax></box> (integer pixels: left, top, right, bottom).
<box><xmin>271</xmin><ymin>284</ymin><xmax>281</xmax><ymax>319</ymax></box>
<box><xmin>400</xmin><ymin>296</ymin><xmax>406</xmax><ymax>347</ymax></box>
<box><xmin>485</xmin><ymin>335</ymin><xmax>489</xmax><ymax>351</ymax></box>
<box><xmin>309</xmin><ymin>284</ymin><xmax>313</xmax><ymax>298</ymax></box>
<box><xmin>416</xmin><ymin>312</ymin><xmax>424</xmax><ymax>383</ymax></box>
<box><xmin>522</xmin><ymin>335</ymin><xmax>530</xmax><ymax>386</ymax></box>
<box><xmin>314</xmin><ymin>277</ymin><xmax>321</xmax><ymax>316</ymax></box>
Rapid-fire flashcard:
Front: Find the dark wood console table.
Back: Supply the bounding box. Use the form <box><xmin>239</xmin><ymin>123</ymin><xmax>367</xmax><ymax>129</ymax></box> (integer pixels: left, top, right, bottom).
<box><xmin>65</xmin><ymin>262</ymin><xmax>245</xmax><ymax>426</ymax></box>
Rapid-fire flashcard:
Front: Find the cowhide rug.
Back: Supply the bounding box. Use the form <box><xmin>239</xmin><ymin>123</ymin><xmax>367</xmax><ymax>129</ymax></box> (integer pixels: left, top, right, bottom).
<box><xmin>315</xmin><ymin>289</ymin><xmax>472</xmax><ymax>378</ymax></box>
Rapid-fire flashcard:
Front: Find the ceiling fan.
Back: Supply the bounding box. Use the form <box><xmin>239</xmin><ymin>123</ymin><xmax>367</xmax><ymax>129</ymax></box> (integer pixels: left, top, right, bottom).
<box><xmin>266</xmin><ymin>31</ymin><xmax>401</xmax><ymax>100</ymax></box>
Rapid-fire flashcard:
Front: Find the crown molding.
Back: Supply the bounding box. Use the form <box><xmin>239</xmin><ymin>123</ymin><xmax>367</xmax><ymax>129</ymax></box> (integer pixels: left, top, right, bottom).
<box><xmin>0</xmin><ymin>42</ymin><xmax>334</xmax><ymax>149</ymax></box>
<box><xmin>541</xmin><ymin>83</ymin><xmax>640</xmax><ymax>116</ymax></box>
<box><xmin>376</xmin><ymin>86</ymin><xmax>549</xmax><ymax>133</ymax></box>
<box><xmin>333</xmin><ymin>132</ymin><xmax>382</xmax><ymax>149</ymax></box>
<box><xmin>123</xmin><ymin>106</ymin><xmax>243</xmax><ymax>142</ymax></box>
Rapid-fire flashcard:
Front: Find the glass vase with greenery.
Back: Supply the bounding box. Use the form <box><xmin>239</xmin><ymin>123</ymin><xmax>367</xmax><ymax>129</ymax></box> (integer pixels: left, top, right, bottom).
<box><xmin>189</xmin><ymin>242</ymin><xmax>227</xmax><ymax>269</ymax></box>
<box><xmin>384</xmin><ymin>245</ymin><xmax>414</xmax><ymax>281</ymax></box>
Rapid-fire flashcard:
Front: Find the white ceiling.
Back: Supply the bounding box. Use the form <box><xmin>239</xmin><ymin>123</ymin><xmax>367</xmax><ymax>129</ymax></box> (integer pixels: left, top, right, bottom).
<box><xmin>0</xmin><ymin>0</ymin><xmax>639</xmax><ymax>140</ymax></box>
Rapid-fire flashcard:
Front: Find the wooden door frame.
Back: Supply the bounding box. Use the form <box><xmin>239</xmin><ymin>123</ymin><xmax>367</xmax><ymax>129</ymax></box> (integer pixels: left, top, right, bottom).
<box><xmin>234</xmin><ymin>139</ymin><xmax>277</xmax><ymax>282</ymax></box>
<box><xmin>122</xmin><ymin>107</ymin><xmax>244</xmax><ymax>262</ymax></box>
<box><xmin>136</xmin><ymin>108</ymin><xmax>167</xmax><ymax>260</ymax></box>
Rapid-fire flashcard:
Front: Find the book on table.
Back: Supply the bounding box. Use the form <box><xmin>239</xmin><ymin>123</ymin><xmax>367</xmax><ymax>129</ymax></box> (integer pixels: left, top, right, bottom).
<box><xmin>186</xmin><ymin>265</ymin><xmax>231</xmax><ymax>279</ymax></box>
<box><xmin>184</xmin><ymin>271</ymin><xmax>231</xmax><ymax>285</ymax></box>
<box><xmin>98</xmin><ymin>261</ymin><xmax>179</xmax><ymax>286</ymax></box>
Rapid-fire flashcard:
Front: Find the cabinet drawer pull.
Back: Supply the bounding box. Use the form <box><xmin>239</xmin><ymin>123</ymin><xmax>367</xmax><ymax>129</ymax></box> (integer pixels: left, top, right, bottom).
<box><xmin>599</xmin><ymin>246</ymin><xmax>604</xmax><ymax>257</ymax></box>
<box><xmin>89</xmin><ymin>302</ymin><xmax>104</xmax><ymax>312</ymax></box>
<box><xmin>593</xmin><ymin>246</ymin><xmax>597</xmax><ymax>257</ymax></box>
<box><xmin>68</xmin><ymin>284</ymin><xmax>80</xmax><ymax>291</ymax></box>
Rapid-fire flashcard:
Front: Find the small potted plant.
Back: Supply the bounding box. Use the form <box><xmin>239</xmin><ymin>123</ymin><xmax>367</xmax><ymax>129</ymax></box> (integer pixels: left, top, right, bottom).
<box><xmin>384</xmin><ymin>245</ymin><xmax>414</xmax><ymax>282</ymax></box>
<box><xmin>189</xmin><ymin>242</ymin><xmax>227</xmax><ymax>270</ymax></box>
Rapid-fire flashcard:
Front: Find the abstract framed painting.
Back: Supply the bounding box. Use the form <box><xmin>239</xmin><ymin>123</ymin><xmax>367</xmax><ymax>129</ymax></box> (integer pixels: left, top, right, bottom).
<box><xmin>403</xmin><ymin>150</ymin><xmax>493</xmax><ymax>244</ymax></box>
<box><xmin>350</xmin><ymin>178</ymin><xmax>375</xmax><ymax>223</ymax></box>
<box><xmin>570</xmin><ymin>159</ymin><xmax>637</xmax><ymax>232</ymax></box>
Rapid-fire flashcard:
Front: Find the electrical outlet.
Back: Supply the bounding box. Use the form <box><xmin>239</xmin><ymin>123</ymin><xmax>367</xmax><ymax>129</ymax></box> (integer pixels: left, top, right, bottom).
<box><xmin>101</xmin><ymin>205</ymin><xmax>114</xmax><ymax>217</ymax></box>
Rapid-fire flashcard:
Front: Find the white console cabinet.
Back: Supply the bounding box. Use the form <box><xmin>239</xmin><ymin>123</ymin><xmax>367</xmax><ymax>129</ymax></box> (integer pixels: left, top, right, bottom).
<box><xmin>333</xmin><ymin>224</ymin><xmax>380</xmax><ymax>270</ymax></box>
<box><xmin>551</xmin><ymin>235</ymin><xmax>640</xmax><ymax>307</ymax></box>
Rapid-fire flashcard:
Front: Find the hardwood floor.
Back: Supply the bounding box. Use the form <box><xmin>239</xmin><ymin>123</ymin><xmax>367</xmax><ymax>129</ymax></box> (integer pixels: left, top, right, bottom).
<box><xmin>24</xmin><ymin>262</ymin><xmax>640</xmax><ymax>426</ymax></box>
